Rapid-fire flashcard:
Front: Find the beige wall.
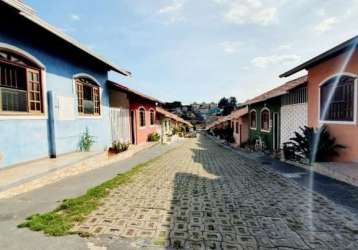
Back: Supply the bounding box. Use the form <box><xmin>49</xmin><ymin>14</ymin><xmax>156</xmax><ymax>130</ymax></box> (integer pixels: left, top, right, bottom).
<box><xmin>108</xmin><ymin>89</ymin><xmax>131</xmax><ymax>143</ymax></box>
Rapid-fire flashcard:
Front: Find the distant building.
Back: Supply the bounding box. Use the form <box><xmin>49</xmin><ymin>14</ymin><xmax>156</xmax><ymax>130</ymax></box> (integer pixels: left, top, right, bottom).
<box><xmin>191</xmin><ymin>102</ymin><xmax>200</xmax><ymax>112</ymax></box>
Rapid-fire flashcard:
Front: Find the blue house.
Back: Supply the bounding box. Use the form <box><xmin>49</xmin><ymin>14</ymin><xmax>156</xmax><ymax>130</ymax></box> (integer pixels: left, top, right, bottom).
<box><xmin>0</xmin><ymin>0</ymin><xmax>130</xmax><ymax>168</ymax></box>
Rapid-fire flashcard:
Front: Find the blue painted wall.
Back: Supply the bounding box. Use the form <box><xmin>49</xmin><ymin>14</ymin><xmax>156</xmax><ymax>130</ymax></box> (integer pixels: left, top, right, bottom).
<box><xmin>0</xmin><ymin>11</ymin><xmax>113</xmax><ymax>168</ymax></box>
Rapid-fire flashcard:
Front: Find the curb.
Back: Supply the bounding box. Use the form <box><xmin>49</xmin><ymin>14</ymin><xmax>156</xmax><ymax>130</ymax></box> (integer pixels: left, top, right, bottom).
<box><xmin>0</xmin><ymin>142</ymin><xmax>160</xmax><ymax>200</ymax></box>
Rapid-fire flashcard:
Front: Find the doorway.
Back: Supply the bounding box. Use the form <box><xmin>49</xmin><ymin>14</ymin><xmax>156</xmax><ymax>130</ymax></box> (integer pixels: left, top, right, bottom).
<box><xmin>130</xmin><ymin>110</ymin><xmax>136</xmax><ymax>144</ymax></box>
<box><xmin>273</xmin><ymin>112</ymin><xmax>280</xmax><ymax>151</ymax></box>
<box><xmin>239</xmin><ymin>124</ymin><xmax>242</xmax><ymax>144</ymax></box>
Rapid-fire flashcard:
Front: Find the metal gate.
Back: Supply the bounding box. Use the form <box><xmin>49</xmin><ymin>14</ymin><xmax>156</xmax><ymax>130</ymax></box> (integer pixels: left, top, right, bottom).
<box><xmin>110</xmin><ymin>107</ymin><xmax>130</xmax><ymax>143</ymax></box>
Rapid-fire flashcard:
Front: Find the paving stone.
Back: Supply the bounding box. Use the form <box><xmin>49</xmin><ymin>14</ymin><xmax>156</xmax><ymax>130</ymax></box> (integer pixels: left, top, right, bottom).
<box><xmin>222</xmin><ymin>242</ymin><xmax>244</xmax><ymax>250</ymax></box>
<box><xmin>184</xmin><ymin>240</ymin><xmax>206</xmax><ymax>250</ymax></box>
<box><xmin>205</xmin><ymin>240</ymin><xmax>222</xmax><ymax>250</ymax></box>
<box><xmin>74</xmin><ymin>136</ymin><xmax>358</xmax><ymax>250</ymax></box>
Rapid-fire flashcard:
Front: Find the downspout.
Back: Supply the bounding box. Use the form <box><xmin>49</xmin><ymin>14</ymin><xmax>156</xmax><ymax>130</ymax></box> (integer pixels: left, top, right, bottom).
<box><xmin>161</xmin><ymin>119</ymin><xmax>164</xmax><ymax>144</ymax></box>
<box><xmin>47</xmin><ymin>91</ymin><xmax>56</xmax><ymax>158</ymax></box>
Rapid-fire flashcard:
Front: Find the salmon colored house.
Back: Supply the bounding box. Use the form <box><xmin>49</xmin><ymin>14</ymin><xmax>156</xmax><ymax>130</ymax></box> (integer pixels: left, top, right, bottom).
<box><xmin>281</xmin><ymin>35</ymin><xmax>358</xmax><ymax>162</ymax></box>
<box><xmin>206</xmin><ymin>109</ymin><xmax>249</xmax><ymax>147</ymax></box>
<box><xmin>108</xmin><ymin>81</ymin><xmax>160</xmax><ymax>145</ymax></box>
<box><xmin>230</xmin><ymin>107</ymin><xmax>249</xmax><ymax>147</ymax></box>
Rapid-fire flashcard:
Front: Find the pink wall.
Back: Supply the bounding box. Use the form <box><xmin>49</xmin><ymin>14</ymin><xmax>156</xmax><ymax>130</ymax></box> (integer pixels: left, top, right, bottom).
<box><xmin>233</xmin><ymin>116</ymin><xmax>249</xmax><ymax>146</ymax></box>
<box><xmin>130</xmin><ymin>102</ymin><xmax>158</xmax><ymax>145</ymax></box>
<box><xmin>307</xmin><ymin>49</ymin><xmax>358</xmax><ymax>162</ymax></box>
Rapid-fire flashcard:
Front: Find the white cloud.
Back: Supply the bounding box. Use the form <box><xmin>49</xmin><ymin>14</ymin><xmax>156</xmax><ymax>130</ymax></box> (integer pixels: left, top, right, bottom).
<box><xmin>277</xmin><ymin>44</ymin><xmax>292</xmax><ymax>50</ymax></box>
<box><xmin>70</xmin><ymin>14</ymin><xmax>80</xmax><ymax>21</ymax></box>
<box><xmin>157</xmin><ymin>0</ymin><xmax>185</xmax><ymax>23</ymax></box>
<box><xmin>251</xmin><ymin>54</ymin><xmax>300</xmax><ymax>68</ymax></box>
<box><xmin>221</xmin><ymin>41</ymin><xmax>241</xmax><ymax>54</ymax></box>
<box><xmin>314</xmin><ymin>17</ymin><xmax>339</xmax><ymax>33</ymax></box>
<box><xmin>158</xmin><ymin>0</ymin><xmax>183</xmax><ymax>14</ymax></box>
<box><xmin>215</xmin><ymin>0</ymin><xmax>277</xmax><ymax>26</ymax></box>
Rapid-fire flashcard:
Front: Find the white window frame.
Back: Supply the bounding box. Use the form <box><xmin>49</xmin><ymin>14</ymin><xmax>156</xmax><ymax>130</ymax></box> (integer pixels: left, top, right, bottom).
<box><xmin>149</xmin><ymin>108</ymin><xmax>155</xmax><ymax>127</ymax></box>
<box><xmin>318</xmin><ymin>72</ymin><xmax>357</xmax><ymax>125</ymax></box>
<box><xmin>138</xmin><ymin>106</ymin><xmax>146</xmax><ymax>128</ymax></box>
<box><xmin>260</xmin><ymin>107</ymin><xmax>271</xmax><ymax>133</ymax></box>
<box><xmin>0</xmin><ymin>43</ymin><xmax>47</xmax><ymax>120</ymax></box>
<box><xmin>249</xmin><ymin>109</ymin><xmax>257</xmax><ymax>130</ymax></box>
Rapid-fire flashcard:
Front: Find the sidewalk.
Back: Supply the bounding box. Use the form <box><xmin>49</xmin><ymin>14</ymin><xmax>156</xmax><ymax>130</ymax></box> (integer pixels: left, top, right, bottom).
<box><xmin>0</xmin><ymin>142</ymin><xmax>159</xmax><ymax>200</ymax></box>
<box><xmin>0</xmin><ymin>141</ymin><xmax>181</xmax><ymax>250</ymax></box>
<box><xmin>285</xmin><ymin>159</ymin><xmax>358</xmax><ymax>187</ymax></box>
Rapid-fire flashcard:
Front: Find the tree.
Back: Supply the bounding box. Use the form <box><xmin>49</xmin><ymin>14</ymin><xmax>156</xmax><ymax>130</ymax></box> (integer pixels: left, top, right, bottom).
<box><xmin>218</xmin><ymin>98</ymin><xmax>229</xmax><ymax>109</ymax></box>
<box><xmin>228</xmin><ymin>97</ymin><xmax>237</xmax><ymax>107</ymax></box>
<box><xmin>219</xmin><ymin>96</ymin><xmax>237</xmax><ymax>116</ymax></box>
<box><xmin>163</xmin><ymin>101</ymin><xmax>182</xmax><ymax>110</ymax></box>
<box><xmin>222</xmin><ymin>106</ymin><xmax>234</xmax><ymax>116</ymax></box>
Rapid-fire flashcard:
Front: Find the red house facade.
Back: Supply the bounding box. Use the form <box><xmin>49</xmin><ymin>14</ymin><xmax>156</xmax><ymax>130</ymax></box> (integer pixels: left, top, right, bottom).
<box><xmin>108</xmin><ymin>81</ymin><xmax>160</xmax><ymax>145</ymax></box>
<box><xmin>130</xmin><ymin>100</ymin><xmax>159</xmax><ymax>145</ymax></box>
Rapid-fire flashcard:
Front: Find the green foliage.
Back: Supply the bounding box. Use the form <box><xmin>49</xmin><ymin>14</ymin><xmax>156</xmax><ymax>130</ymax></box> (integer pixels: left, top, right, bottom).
<box><xmin>110</xmin><ymin>141</ymin><xmax>129</xmax><ymax>154</ymax></box>
<box><xmin>163</xmin><ymin>101</ymin><xmax>182</xmax><ymax>110</ymax></box>
<box><xmin>289</xmin><ymin>126</ymin><xmax>345</xmax><ymax>163</ymax></box>
<box><xmin>246</xmin><ymin>138</ymin><xmax>256</xmax><ymax>150</ymax></box>
<box><xmin>239</xmin><ymin>140</ymin><xmax>248</xmax><ymax>149</ymax></box>
<box><xmin>148</xmin><ymin>132</ymin><xmax>160</xmax><ymax>142</ymax></box>
<box><xmin>172</xmin><ymin>126</ymin><xmax>186</xmax><ymax>137</ymax></box>
<box><xmin>18</xmin><ymin>156</ymin><xmax>164</xmax><ymax>236</ymax></box>
<box><xmin>212</xmin><ymin>127</ymin><xmax>235</xmax><ymax>143</ymax></box>
<box><xmin>218</xmin><ymin>97</ymin><xmax>237</xmax><ymax>115</ymax></box>
<box><xmin>79</xmin><ymin>128</ymin><xmax>95</xmax><ymax>152</ymax></box>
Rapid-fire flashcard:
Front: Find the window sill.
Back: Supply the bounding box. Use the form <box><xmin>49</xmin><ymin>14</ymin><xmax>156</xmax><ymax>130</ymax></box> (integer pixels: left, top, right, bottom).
<box><xmin>0</xmin><ymin>113</ymin><xmax>47</xmax><ymax>120</ymax></box>
<box><xmin>260</xmin><ymin>129</ymin><xmax>270</xmax><ymax>133</ymax></box>
<box><xmin>250</xmin><ymin>127</ymin><xmax>257</xmax><ymax>130</ymax></box>
<box><xmin>78</xmin><ymin>115</ymin><xmax>102</xmax><ymax>120</ymax></box>
<box><xmin>139</xmin><ymin>126</ymin><xmax>146</xmax><ymax>130</ymax></box>
<box><xmin>319</xmin><ymin>120</ymin><xmax>356</xmax><ymax>125</ymax></box>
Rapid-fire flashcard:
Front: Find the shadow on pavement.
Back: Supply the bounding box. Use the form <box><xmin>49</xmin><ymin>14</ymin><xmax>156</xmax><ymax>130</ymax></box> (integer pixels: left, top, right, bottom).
<box><xmin>166</xmin><ymin>135</ymin><xmax>358</xmax><ymax>250</ymax></box>
<box><xmin>256</xmin><ymin>155</ymin><xmax>358</xmax><ymax>216</ymax></box>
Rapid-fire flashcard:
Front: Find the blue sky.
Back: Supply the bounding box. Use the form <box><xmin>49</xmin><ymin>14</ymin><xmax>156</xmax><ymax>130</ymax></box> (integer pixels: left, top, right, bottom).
<box><xmin>27</xmin><ymin>0</ymin><xmax>358</xmax><ymax>104</ymax></box>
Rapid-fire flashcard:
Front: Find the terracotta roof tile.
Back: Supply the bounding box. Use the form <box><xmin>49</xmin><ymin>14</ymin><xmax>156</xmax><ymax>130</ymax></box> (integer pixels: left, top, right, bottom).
<box><xmin>246</xmin><ymin>75</ymin><xmax>307</xmax><ymax>105</ymax></box>
<box><xmin>108</xmin><ymin>81</ymin><xmax>161</xmax><ymax>104</ymax></box>
<box><xmin>156</xmin><ymin>107</ymin><xmax>192</xmax><ymax>127</ymax></box>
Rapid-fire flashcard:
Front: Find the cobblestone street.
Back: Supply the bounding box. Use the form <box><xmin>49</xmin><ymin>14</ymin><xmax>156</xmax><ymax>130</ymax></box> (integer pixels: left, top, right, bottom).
<box><xmin>75</xmin><ymin>136</ymin><xmax>358</xmax><ymax>250</ymax></box>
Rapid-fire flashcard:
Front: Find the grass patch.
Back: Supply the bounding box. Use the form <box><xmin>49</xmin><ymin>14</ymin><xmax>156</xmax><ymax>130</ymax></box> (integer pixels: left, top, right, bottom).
<box><xmin>153</xmin><ymin>239</ymin><xmax>166</xmax><ymax>246</ymax></box>
<box><xmin>18</xmin><ymin>156</ymin><xmax>161</xmax><ymax>236</ymax></box>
